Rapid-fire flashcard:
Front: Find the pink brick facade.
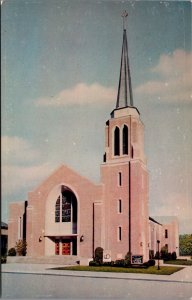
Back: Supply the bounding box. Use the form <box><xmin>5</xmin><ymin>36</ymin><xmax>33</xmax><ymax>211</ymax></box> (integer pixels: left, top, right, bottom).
<box><xmin>8</xmin><ymin>201</ymin><xmax>27</xmax><ymax>249</ymax></box>
<box><xmin>149</xmin><ymin>217</ymin><xmax>179</xmax><ymax>257</ymax></box>
<box><xmin>8</xmin><ymin>106</ymin><xmax>150</xmax><ymax>262</ymax></box>
<box><xmin>100</xmin><ymin>107</ymin><xmax>149</xmax><ymax>261</ymax></box>
<box><xmin>25</xmin><ymin>166</ymin><xmax>103</xmax><ymax>258</ymax></box>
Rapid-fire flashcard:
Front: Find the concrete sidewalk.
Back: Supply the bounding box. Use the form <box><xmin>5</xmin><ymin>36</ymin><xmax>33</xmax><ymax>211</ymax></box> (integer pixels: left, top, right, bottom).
<box><xmin>2</xmin><ymin>263</ymin><xmax>192</xmax><ymax>283</ymax></box>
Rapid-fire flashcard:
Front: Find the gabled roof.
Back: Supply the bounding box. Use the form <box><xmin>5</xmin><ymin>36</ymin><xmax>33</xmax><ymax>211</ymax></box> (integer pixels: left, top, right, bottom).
<box><xmin>32</xmin><ymin>164</ymin><xmax>101</xmax><ymax>194</ymax></box>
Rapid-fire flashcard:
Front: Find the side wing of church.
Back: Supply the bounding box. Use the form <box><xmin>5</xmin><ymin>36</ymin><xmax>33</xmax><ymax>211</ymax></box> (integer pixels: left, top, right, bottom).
<box><xmin>8</xmin><ymin>13</ymin><xmax>179</xmax><ymax>263</ymax></box>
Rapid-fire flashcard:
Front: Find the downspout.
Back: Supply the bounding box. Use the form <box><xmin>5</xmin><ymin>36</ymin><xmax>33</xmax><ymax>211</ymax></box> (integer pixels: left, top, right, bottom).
<box><xmin>129</xmin><ymin>116</ymin><xmax>132</xmax><ymax>254</ymax></box>
<box><xmin>92</xmin><ymin>203</ymin><xmax>95</xmax><ymax>258</ymax></box>
<box><xmin>129</xmin><ymin>161</ymin><xmax>131</xmax><ymax>254</ymax></box>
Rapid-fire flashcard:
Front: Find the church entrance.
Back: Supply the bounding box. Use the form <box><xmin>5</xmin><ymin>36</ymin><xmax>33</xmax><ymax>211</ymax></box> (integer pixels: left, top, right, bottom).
<box><xmin>62</xmin><ymin>239</ymin><xmax>70</xmax><ymax>255</ymax></box>
<box><xmin>45</xmin><ymin>185</ymin><xmax>78</xmax><ymax>256</ymax></box>
<box><xmin>54</xmin><ymin>237</ymin><xmax>77</xmax><ymax>255</ymax></box>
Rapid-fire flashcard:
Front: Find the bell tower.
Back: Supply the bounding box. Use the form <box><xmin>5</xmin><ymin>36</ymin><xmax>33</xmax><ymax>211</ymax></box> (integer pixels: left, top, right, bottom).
<box><xmin>101</xmin><ymin>11</ymin><xmax>149</xmax><ymax>262</ymax></box>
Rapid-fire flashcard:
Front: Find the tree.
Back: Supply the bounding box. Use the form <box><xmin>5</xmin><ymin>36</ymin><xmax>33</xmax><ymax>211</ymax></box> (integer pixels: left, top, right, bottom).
<box><xmin>94</xmin><ymin>247</ymin><xmax>103</xmax><ymax>264</ymax></box>
<box><xmin>179</xmin><ymin>234</ymin><xmax>192</xmax><ymax>256</ymax></box>
<box><xmin>15</xmin><ymin>239</ymin><xmax>27</xmax><ymax>256</ymax></box>
<box><xmin>124</xmin><ymin>252</ymin><xmax>132</xmax><ymax>266</ymax></box>
<box><xmin>161</xmin><ymin>245</ymin><xmax>168</xmax><ymax>257</ymax></box>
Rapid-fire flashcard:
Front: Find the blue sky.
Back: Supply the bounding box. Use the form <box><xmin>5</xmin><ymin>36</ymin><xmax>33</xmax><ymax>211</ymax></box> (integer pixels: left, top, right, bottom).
<box><xmin>2</xmin><ymin>0</ymin><xmax>192</xmax><ymax>233</ymax></box>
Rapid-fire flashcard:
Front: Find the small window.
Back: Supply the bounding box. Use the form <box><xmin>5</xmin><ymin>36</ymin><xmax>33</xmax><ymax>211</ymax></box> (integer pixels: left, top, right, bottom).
<box><xmin>131</xmin><ymin>146</ymin><xmax>134</xmax><ymax>158</ymax></box>
<box><xmin>118</xmin><ymin>227</ymin><xmax>122</xmax><ymax>241</ymax></box>
<box><xmin>165</xmin><ymin>229</ymin><xmax>168</xmax><ymax>238</ymax></box>
<box><xmin>118</xmin><ymin>200</ymin><xmax>122</xmax><ymax>213</ymax></box>
<box><xmin>118</xmin><ymin>172</ymin><xmax>122</xmax><ymax>186</ymax></box>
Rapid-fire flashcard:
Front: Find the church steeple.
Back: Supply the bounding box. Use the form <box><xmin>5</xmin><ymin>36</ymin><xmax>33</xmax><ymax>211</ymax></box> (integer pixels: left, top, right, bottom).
<box><xmin>116</xmin><ymin>11</ymin><xmax>133</xmax><ymax>109</ymax></box>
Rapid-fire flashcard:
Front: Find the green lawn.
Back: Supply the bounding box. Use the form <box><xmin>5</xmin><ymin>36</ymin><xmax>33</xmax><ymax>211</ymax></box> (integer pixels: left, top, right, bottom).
<box><xmin>51</xmin><ymin>265</ymin><xmax>183</xmax><ymax>275</ymax></box>
<box><xmin>164</xmin><ymin>259</ymin><xmax>192</xmax><ymax>266</ymax></box>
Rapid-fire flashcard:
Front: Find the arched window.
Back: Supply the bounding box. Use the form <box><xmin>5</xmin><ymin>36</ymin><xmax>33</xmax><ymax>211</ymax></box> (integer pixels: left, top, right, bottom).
<box><xmin>123</xmin><ymin>125</ymin><xmax>128</xmax><ymax>155</ymax></box>
<box><xmin>114</xmin><ymin>127</ymin><xmax>120</xmax><ymax>156</ymax></box>
<box><xmin>55</xmin><ymin>196</ymin><xmax>60</xmax><ymax>223</ymax></box>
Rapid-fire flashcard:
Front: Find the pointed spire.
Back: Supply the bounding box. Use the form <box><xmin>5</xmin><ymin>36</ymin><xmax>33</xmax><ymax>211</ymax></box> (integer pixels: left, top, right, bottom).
<box><xmin>116</xmin><ymin>11</ymin><xmax>133</xmax><ymax>109</ymax></box>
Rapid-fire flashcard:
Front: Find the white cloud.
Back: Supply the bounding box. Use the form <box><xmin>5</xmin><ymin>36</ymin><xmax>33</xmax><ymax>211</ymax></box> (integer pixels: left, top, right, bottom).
<box><xmin>135</xmin><ymin>49</ymin><xmax>192</xmax><ymax>103</ymax></box>
<box><xmin>1</xmin><ymin>136</ymin><xmax>40</xmax><ymax>165</ymax></box>
<box><xmin>152</xmin><ymin>49</ymin><xmax>192</xmax><ymax>77</ymax></box>
<box><xmin>36</xmin><ymin>82</ymin><xmax>116</xmax><ymax>107</ymax></box>
<box><xmin>1</xmin><ymin>136</ymin><xmax>55</xmax><ymax>196</ymax></box>
<box><xmin>2</xmin><ymin>163</ymin><xmax>55</xmax><ymax>196</ymax></box>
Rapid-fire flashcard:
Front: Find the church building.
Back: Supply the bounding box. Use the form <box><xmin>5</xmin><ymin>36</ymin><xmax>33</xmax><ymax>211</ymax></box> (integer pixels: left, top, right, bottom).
<box><xmin>8</xmin><ymin>12</ymin><xmax>179</xmax><ymax>263</ymax></box>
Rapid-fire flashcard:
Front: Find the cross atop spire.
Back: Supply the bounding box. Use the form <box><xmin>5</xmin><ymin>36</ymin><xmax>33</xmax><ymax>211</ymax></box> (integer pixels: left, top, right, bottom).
<box><xmin>122</xmin><ymin>10</ymin><xmax>128</xmax><ymax>30</ymax></box>
<box><xmin>116</xmin><ymin>11</ymin><xmax>133</xmax><ymax>109</ymax></box>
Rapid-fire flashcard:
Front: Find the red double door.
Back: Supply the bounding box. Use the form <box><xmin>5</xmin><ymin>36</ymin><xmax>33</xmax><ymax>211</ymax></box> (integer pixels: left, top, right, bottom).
<box><xmin>55</xmin><ymin>239</ymin><xmax>71</xmax><ymax>255</ymax></box>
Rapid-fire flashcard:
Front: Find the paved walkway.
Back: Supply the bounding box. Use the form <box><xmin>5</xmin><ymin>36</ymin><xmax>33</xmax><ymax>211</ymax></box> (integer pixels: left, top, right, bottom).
<box><xmin>2</xmin><ymin>262</ymin><xmax>192</xmax><ymax>283</ymax></box>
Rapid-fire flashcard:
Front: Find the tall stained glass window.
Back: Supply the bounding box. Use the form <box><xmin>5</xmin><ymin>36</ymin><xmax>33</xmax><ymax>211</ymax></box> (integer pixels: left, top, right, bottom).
<box><xmin>62</xmin><ymin>194</ymin><xmax>71</xmax><ymax>222</ymax></box>
<box><xmin>55</xmin><ymin>189</ymin><xmax>72</xmax><ymax>223</ymax></box>
<box><xmin>55</xmin><ymin>196</ymin><xmax>60</xmax><ymax>222</ymax></box>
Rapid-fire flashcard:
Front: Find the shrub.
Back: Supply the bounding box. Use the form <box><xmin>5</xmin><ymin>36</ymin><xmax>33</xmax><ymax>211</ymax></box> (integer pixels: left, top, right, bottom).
<box><xmin>142</xmin><ymin>262</ymin><xmax>149</xmax><ymax>268</ymax></box>
<box><xmin>15</xmin><ymin>239</ymin><xmax>27</xmax><ymax>256</ymax></box>
<box><xmin>160</xmin><ymin>246</ymin><xmax>173</xmax><ymax>261</ymax></box>
<box><xmin>168</xmin><ymin>252</ymin><xmax>172</xmax><ymax>260</ymax></box>
<box><xmin>163</xmin><ymin>252</ymin><xmax>172</xmax><ymax>261</ymax></box>
<box><xmin>149</xmin><ymin>250</ymin><xmax>154</xmax><ymax>259</ymax></box>
<box><xmin>161</xmin><ymin>246</ymin><xmax>168</xmax><ymax>259</ymax></box>
<box><xmin>171</xmin><ymin>251</ymin><xmax>177</xmax><ymax>260</ymax></box>
<box><xmin>1</xmin><ymin>256</ymin><xmax>7</xmax><ymax>264</ymax></box>
<box><xmin>89</xmin><ymin>260</ymin><xmax>94</xmax><ymax>266</ymax></box>
<box><xmin>94</xmin><ymin>247</ymin><xmax>103</xmax><ymax>265</ymax></box>
<box><xmin>154</xmin><ymin>251</ymin><xmax>160</xmax><ymax>259</ymax></box>
<box><xmin>148</xmin><ymin>259</ymin><xmax>155</xmax><ymax>266</ymax></box>
<box><xmin>102</xmin><ymin>261</ymin><xmax>115</xmax><ymax>266</ymax></box>
<box><xmin>8</xmin><ymin>247</ymin><xmax>16</xmax><ymax>256</ymax></box>
<box><xmin>124</xmin><ymin>261</ymin><xmax>131</xmax><ymax>267</ymax></box>
<box><xmin>124</xmin><ymin>252</ymin><xmax>132</xmax><ymax>267</ymax></box>
<box><xmin>102</xmin><ymin>262</ymin><xmax>110</xmax><ymax>266</ymax></box>
<box><xmin>89</xmin><ymin>260</ymin><xmax>100</xmax><ymax>266</ymax></box>
<box><xmin>114</xmin><ymin>259</ymin><xmax>125</xmax><ymax>267</ymax></box>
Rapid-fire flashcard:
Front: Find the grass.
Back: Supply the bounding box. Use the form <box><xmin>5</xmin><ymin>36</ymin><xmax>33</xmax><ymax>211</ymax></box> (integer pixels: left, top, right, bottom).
<box><xmin>51</xmin><ymin>265</ymin><xmax>183</xmax><ymax>275</ymax></box>
<box><xmin>164</xmin><ymin>259</ymin><xmax>192</xmax><ymax>266</ymax></box>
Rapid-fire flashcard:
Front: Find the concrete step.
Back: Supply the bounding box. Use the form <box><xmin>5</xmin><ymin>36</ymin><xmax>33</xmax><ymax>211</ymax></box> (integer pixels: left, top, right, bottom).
<box><xmin>7</xmin><ymin>255</ymin><xmax>80</xmax><ymax>265</ymax></box>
